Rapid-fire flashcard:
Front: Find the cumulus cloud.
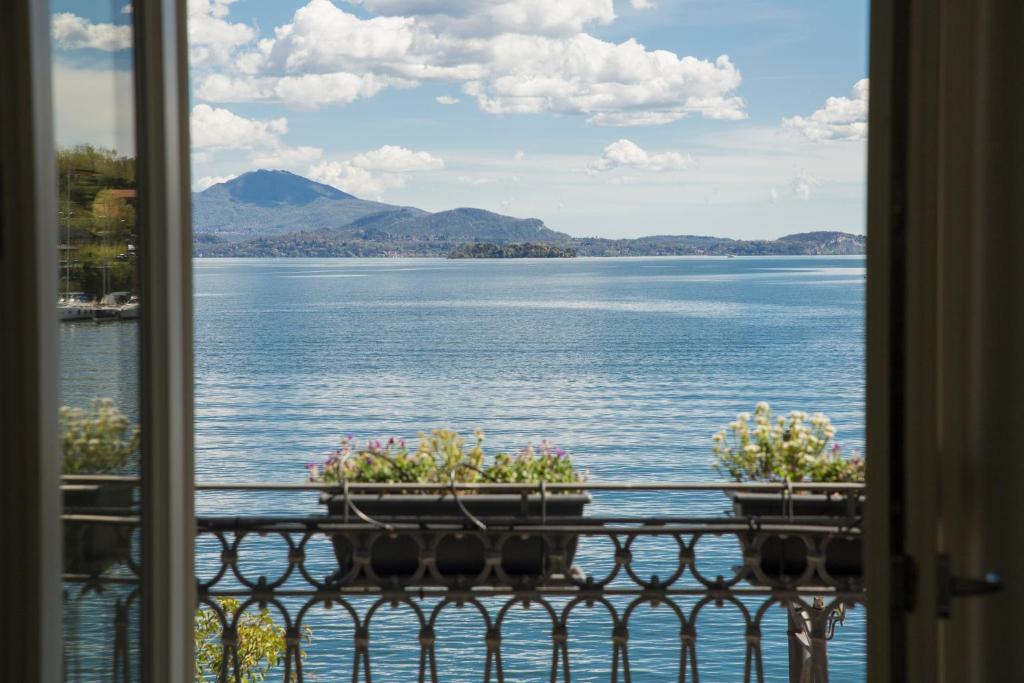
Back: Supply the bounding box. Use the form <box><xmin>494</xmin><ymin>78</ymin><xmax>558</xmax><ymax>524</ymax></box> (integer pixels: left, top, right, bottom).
<box><xmin>514</xmin><ymin>150</ymin><xmax>526</xmax><ymax>161</ymax></box>
<box><xmin>190</xmin><ymin>104</ymin><xmax>324</xmax><ymax>173</ymax></box>
<box><xmin>194</xmin><ymin>174</ymin><xmax>237</xmax><ymax>191</ymax></box>
<box><xmin>51</xmin><ymin>13</ymin><xmax>132</xmax><ymax>51</ymax></box>
<box><xmin>308</xmin><ymin>145</ymin><xmax>443</xmax><ymax>197</ymax></box>
<box><xmin>350</xmin><ymin>145</ymin><xmax>444</xmax><ymax>172</ymax></box>
<box><xmin>783</xmin><ymin>79</ymin><xmax>868</xmax><ymax>142</ymax></box>
<box><xmin>190</xmin><ymin>104</ymin><xmax>288</xmax><ymax>150</ymax></box>
<box><xmin>588</xmin><ymin>139</ymin><xmax>693</xmax><ymax>174</ymax></box>
<box><xmin>195</xmin><ymin>72</ymin><xmax>411</xmax><ymax>106</ymax></box>
<box><xmin>349</xmin><ymin>0</ymin><xmax>616</xmax><ymax>36</ymax></box>
<box><xmin>790</xmin><ymin>170</ymin><xmax>820</xmax><ymax>200</ymax></box>
<box><xmin>630</xmin><ymin>0</ymin><xmax>656</xmax><ymax>9</ymax></box>
<box><xmin>251</xmin><ymin>145</ymin><xmax>323</xmax><ymax>168</ymax></box>
<box><xmin>463</xmin><ymin>38</ymin><xmax>744</xmax><ymax>125</ymax></box>
<box><xmin>458</xmin><ymin>175</ymin><xmax>493</xmax><ymax>185</ymax></box>
<box><xmin>188</xmin><ymin>0</ymin><xmax>259</xmax><ymax>67</ymax></box>
<box><xmin>190</xmin><ymin>0</ymin><xmax>745</xmax><ymax>125</ymax></box>
<box><xmin>436</xmin><ymin>95</ymin><xmax>460</xmax><ymax>104</ymax></box>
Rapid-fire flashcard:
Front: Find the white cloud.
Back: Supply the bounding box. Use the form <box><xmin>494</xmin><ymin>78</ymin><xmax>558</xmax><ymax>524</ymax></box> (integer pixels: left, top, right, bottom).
<box><xmin>783</xmin><ymin>79</ymin><xmax>868</xmax><ymax>142</ymax></box>
<box><xmin>588</xmin><ymin>139</ymin><xmax>693</xmax><ymax>173</ymax></box>
<box><xmin>458</xmin><ymin>175</ymin><xmax>493</xmax><ymax>185</ymax></box>
<box><xmin>514</xmin><ymin>150</ymin><xmax>526</xmax><ymax>161</ymax></box>
<box><xmin>630</xmin><ymin>0</ymin><xmax>656</xmax><ymax>10</ymax></box>
<box><xmin>436</xmin><ymin>95</ymin><xmax>460</xmax><ymax>104</ymax></box>
<box><xmin>191</xmin><ymin>0</ymin><xmax>745</xmax><ymax>125</ymax></box>
<box><xmin>464</xmin><ymin>38</ymin><xmax>745</xmax><ymax>125</ymax></box>
<box><xmin>190</xmin><ymin>104</ymin><xmax>324</xmax><ymax>173</ymax></box>
<box><xmin>251</xmin><ymin>145</ymin><xmax>323</xmax><ymax>168</ymax></box>
<box><xmin>190</xmin><ymin>104</ymin><xmax>288</xmax><ymax>150</ymax></box>
<box><xmin>188</xmin><ymin>0</ymin><xmax>259</xmax><ymax>67</ymax></box>
<box><xmin>194</xmin><ymin>174</ymin><xmax>237</xmax><ymax>191</ymax></box>
<box><xmin>195</xmin><ymin>72</ymin><xmax>410</xmax><ymax>106</ymax></box>
<box><xmin>351</xmin><ymin>145</ymin><xmax>444</xmax><ymax>172</ymax></box>
<box><xmin>121</xmin><ymin>4</ymin><xmax>132</xmax><ymax>14</ymax></box>
<box><xmin>308</xmin><ymin>145</ymin><xmax>443</xmax><ymax>198</ymax></box>
<box><xmin>790</xmin><ymin>170</ymin><xmax>820</xmax><ymax>200</ymax></box>
<box><xmin>769</xmin><ymin>187</ymin><xmax>779</xmax><ymax>204</ymax></box>
<box><xmin>608</xmin><ymin>175</ymin><xmax>640</xmax><ymax>185</ymax></box>
<box><xmin>52</xmin><ymin>13</ymin><xmax>132</xmax><ymax>51</ymax></box>
<box><xmin>349</xmin><ymin>0</ymin><xmax>615</xmax><ymax>36</ymax></box>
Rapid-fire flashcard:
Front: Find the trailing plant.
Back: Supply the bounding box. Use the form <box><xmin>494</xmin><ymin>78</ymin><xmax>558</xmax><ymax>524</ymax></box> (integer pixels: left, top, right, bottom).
<box><xmin>60</xmin><ymin>398</ymin><xmax>140</xmax><ymax>474</ymax></box>
<box><xmin>307</xmin><ymin>429</ymin><xmax>586</xmax><ymax>487</ymax></box>
<box><xmin>712</xmin><ymin>402</ymin><xmax>864</xmax><ymax>483</ymax></box>
<box><xmin>194</xmin><ymin>598</ymin><xmax>311</xmax><ymax>683</ymax></box>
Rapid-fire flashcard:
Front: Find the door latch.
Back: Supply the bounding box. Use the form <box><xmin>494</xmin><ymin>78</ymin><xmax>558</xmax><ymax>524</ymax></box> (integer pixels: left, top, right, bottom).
<box><xmin>937</xmin><ymin>553</ymin><xmax>1003</xmax><ymax>618</ymax></box>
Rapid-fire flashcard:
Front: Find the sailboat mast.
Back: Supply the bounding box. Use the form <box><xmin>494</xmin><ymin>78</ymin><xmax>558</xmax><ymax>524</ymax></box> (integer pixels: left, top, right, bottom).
<box><xmin>64</xmin><ymin>164</ymin><xmax>71</xmax><ymax>296</ymax></box>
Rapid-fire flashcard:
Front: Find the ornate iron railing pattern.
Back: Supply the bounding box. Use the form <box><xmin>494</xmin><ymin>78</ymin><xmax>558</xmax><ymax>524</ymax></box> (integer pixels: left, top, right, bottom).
<box><xmin>62</xmin><ymin>479</ymin><xmax>865</xmax><ymax>683</ymax></box>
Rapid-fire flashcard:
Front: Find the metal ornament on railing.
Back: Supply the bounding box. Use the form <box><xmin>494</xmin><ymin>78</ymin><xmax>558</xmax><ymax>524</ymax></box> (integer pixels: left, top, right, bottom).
<box><xmin>63</xmin><ymin>478</ymin><xmax>865</xmax><ymax>683</ymax></box>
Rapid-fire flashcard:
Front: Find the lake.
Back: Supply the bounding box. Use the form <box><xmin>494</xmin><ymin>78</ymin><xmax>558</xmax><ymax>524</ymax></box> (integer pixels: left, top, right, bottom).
<box><xmin>62</xmin><ymin>256</ymin><xmax>866</xmax><ymax>681</ymax></box>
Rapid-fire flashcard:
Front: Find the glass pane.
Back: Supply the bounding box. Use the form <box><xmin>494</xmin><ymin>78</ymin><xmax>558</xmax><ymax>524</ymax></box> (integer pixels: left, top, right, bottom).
<box><xmin>52</xmin><ymin>1</ymin><xmax>140</xmax><ymax>680</ymax></box>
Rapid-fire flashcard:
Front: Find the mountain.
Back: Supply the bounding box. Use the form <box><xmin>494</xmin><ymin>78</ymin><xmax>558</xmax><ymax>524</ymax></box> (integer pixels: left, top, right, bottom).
<box><xmin>192</xmin><ymin>170</ymin><xmax>865</xmax><ymax>257</ymax></box>
<box><xmin>347</xmin><ymin>207</ymin><xmax>567</xmax><ymax>242</ymax></box>
<box><xmin>193</xmin><ymin>170</ymin><xmax>421</xmax><ymax>242</ymax></box>
<box><xmin>568</xmin><ymin>232</ymin><xmax>866</xmax><ymax>256</ymax></box>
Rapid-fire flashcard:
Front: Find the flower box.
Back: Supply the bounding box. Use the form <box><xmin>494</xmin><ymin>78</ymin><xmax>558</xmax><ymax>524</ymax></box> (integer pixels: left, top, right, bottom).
<box><xmin>729</xmin><ymin>491</ymin><xmax>863</xmax><ymax>584</ymax></box>
<box><xmin>321</xmin><ymin>492</ymin><xmax>591</xmax><ymax>585</ymax></box>
<box><xmin>62</xmin><ymin>481</ymin><xmax>135</xmax><ymax>576</ymax></box>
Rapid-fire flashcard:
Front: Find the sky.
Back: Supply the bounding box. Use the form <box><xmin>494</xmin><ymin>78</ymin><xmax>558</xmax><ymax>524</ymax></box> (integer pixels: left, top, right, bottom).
<box><xmin>51</xmin><ymin>0</ymin><xmax>869</xmax><ymax>240</ymax></box>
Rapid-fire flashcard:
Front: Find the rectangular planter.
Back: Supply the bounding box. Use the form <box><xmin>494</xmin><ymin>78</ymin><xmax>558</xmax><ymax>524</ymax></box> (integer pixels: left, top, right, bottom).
<box><xmin>321</xmin><ymin>492</ymin><xmax>591</xmax><ymax>584</ymax></box>
<box><xmin>63</xmin><ymin>481</ymin><xmax>135</xmax><ymax>576</ymax></box>
<box><xmin>728</xmin><ymin>491</ymin><xmax>863</xmax><ymax>584</ymax></box>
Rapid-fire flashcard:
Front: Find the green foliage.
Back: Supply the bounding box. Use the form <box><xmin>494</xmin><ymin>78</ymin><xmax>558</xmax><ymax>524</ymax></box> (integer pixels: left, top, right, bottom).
<box><xmin>92</xmin><ymin>189</ymin><xmax>136</xmax><ymax>241</ymax></box>
<box><xmin>308</xmin><ymin>429</ymin><xmax>586</xmax><ymax>487</ymax></box>
<box><xmin>59</xmin><ymin>399</ymin><xmax>139</xmax><ymax>474</ymax></box>
<box><xmin>447</xmin><ymin>242</ymin><xmax>577</xmax><ymax>258</ymax></box>
<box><xmin>194</xmin><ymin>598</ymin><xmax>311</xmax><ymax>683</ymax></box>
<box><xmin>711</xmin><ymin>402</ymin><xmax>864</xmax><ymax>483</ymax></box>
<box><xmin>57</xmin><ymin>145</ymin><xmax>138</xmax><ymax>297</ymax></box>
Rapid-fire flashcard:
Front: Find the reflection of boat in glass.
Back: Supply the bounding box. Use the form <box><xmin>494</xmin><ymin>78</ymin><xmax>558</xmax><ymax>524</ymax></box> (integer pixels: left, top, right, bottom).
<box><xmin>96</xmin><ymin>292</ymin><xmax>135</xmax><ymax>321</ymax></box>
<box><xmin>118</xmin><ymin>295</ymin><xmax>140</xmax><ymax>319</ymax></box>
<box><xmin>58</xmin><ymin>292</ymin><xmax>95</xmax><ymax>321</ymax></box>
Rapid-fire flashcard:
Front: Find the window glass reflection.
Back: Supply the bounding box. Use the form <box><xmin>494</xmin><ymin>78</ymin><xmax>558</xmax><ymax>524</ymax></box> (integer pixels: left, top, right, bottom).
<box><xmin>53</xmin><ymin>2</ymin><xmax>140</xmax><ymax>680</ymax></box>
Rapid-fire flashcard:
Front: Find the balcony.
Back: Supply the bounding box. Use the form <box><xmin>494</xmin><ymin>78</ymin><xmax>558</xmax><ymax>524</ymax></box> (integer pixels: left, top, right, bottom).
<box><xmin>62</xmin><ymin>478</ymin><xmax>864</xmax><ymax>682</ymax></box>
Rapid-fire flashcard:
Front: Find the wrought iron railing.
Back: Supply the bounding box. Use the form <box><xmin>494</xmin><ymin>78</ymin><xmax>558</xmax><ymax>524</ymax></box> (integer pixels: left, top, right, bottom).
<box><xmin>62</xmin><ymin>479</ymin><xmax>865</xmax><ymax>683</ymax></box>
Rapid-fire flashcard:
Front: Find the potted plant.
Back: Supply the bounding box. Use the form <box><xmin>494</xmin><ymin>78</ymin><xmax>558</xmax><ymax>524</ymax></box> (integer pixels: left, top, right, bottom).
<box><xmin>310</xmin><ymin>429</ymin><xmax>590</xmax><ymax>586</ymax></box>
<box><xmin>711</xmin><ymin>403</ymin><xmax>865</xmax><ymax>583</ymax></box>
<box><xmin>61</xmin><ymin>398</ymin><xmax>139</xmax><ymax>576</ymax></box>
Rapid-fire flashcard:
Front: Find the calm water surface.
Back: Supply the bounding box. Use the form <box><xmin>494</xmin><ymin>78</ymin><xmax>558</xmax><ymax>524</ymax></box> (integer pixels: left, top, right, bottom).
<box><xmin>63</xmin><ymin>256</ymin><xmax>867</xmax><ymax>681</ymax></box>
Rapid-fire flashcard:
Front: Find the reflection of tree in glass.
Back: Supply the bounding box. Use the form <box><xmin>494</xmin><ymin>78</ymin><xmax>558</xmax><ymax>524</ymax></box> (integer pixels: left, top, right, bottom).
<box><xmin>92</xmin><ymin>189</ymin><xmax>136</xmax><ymax>241</ymax></box>
<box><xmin>60</xmin><ymin>398</ymin><xmax>139</xmax><ymax>474</ymax></box>
<box><xmin>57</xmin><ymin>145</ymin><xmax>138</xmax><ymax>297</ymax></box>
<box><xmin>194</xmin><ymin>598</ymin><xmax>311</xmax><ymax>683</ymax></box>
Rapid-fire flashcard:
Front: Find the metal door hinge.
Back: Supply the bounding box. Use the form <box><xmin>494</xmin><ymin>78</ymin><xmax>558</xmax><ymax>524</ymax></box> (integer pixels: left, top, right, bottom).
<box><xmin>937</xmin><ymin>553</ymin><xmax>1003</xmax><ymax>618</ymax></box>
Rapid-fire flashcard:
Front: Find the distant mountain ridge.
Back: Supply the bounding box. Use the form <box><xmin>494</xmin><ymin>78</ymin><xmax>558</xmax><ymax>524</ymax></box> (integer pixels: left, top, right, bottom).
<box><xmin>193</xmin><ymin>170</ymin><xmax>865</xmax><ymax>257</ymax></box>
<box><xmin>193</xmin><ymin>170</ymin><xmax>418</xmax><ymax>242</ymax></box>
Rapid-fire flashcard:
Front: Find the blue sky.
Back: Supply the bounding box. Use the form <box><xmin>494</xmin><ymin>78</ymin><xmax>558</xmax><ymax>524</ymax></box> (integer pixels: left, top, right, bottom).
<box><xmin>52</xmin><ymin>0</ymin><xmax>869</xmax><ymax>239</ymax></box>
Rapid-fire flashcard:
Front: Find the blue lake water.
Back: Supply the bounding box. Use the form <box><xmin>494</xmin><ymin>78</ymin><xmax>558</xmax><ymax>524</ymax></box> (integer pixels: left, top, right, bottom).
<box><xmin>62</xmin><ymin>255</ymin><xmax>866</xmax><ymax>681</ymax></box>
